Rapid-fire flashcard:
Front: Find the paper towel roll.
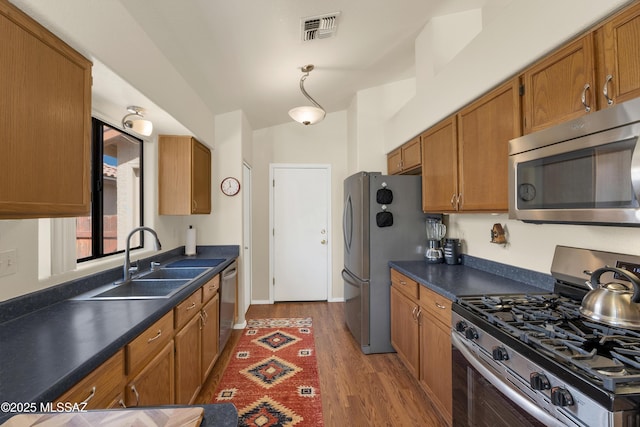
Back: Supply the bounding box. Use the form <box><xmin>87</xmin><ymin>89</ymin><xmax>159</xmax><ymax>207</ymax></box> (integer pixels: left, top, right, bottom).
<box><xmin>185</xmin><ymin>225</ymin><xmax>196</xmax><ymax>255</ymax></box>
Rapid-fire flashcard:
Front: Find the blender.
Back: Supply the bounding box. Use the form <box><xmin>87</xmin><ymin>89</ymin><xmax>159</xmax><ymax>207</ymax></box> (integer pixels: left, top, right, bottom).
<box><xmin>425</xmin><ymin>218</ymin><xmax>446</xmax><ymax>263</ymax></box>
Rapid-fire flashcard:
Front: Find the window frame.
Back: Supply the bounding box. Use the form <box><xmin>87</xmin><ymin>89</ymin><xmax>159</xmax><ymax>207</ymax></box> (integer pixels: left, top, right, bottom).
<box><xmin>77</xmin><ymin>117</ymin><xmax>144</xmax><ymax>262</ymax></box>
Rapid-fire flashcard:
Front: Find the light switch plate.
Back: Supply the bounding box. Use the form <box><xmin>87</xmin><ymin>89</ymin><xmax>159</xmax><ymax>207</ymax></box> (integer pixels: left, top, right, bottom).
<box><xmin>0</xmin><ymin>249</ymin><xmax>17</xmax><ymax>277</ymax></box>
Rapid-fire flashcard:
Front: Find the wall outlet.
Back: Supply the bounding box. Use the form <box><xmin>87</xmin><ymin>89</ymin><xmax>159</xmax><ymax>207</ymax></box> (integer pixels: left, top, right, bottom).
<box><xmin>0</xmin><ymin>249</ymin><xmax>17</xmax><ymax>277</ymax></box>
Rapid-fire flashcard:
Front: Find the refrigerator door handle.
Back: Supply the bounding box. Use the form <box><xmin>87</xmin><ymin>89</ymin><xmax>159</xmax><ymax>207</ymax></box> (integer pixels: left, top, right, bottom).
<box><xmin>342</xmin><ymin>268</ymin><xmax>365</xmax><ymax>287</ymax></box>
<box><xmin>343</xmin><ymin>195</ymin><xmax>353</xmax><ymax>253</ymax></box>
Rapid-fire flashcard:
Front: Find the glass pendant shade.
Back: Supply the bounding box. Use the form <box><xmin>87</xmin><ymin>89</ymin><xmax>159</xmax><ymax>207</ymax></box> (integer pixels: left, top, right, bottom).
<box><xmin>125</xmin><ymin>118</ymin><xmax>153</xmax><ymax>136</ymax></box>
<box><xmin>288</xmin><ymin>106</ymin><xmax>326</xmax><ymax>126</ymax></box>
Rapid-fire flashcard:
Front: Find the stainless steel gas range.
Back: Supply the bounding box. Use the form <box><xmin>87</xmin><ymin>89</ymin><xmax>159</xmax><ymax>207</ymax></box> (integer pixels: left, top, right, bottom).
<box><xmin>451</xmin><ymin>246</ymin><xmax>640</xmax><ymax>427</ymax></box>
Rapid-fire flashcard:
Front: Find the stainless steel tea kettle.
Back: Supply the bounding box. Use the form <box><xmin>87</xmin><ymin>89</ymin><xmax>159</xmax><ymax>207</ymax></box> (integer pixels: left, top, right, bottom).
<box><xmin>579</xmin><ymin>266</ymin><xmax>640</xmax><ymax>330</ymax></box>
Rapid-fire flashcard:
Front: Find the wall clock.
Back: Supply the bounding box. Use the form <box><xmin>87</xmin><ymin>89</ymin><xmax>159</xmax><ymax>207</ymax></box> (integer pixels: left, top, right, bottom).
<box><xmin>220</xmin><ymin>177</ymin><xmax>240</xmax><ymax>196</ymax></box>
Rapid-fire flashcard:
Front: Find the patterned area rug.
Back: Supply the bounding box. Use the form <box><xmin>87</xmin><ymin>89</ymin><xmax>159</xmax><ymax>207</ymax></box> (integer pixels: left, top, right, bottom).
<box><xmin>213</xmin><ymin>318</ymin><xmax>324</xmax><ymax>426</ymax></box>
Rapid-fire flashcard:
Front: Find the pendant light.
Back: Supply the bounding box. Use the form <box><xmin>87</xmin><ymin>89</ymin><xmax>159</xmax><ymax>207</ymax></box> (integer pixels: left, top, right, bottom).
<box><xmin>288</xmin><ymin>65</ymin><xmax>326</xmax><ymax>125</ymax></box>
<box><xmin>121</xmin><ymin>106</ymin><xmax>153</xmax><ymax>136</ymax></box>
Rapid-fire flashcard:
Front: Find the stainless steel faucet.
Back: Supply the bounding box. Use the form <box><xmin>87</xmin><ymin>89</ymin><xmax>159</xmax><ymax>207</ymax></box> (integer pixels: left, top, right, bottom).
<box><xmin>123</xmin><ymin>226</ymin><xmax>162</xmax><ymax>282</ymax></box>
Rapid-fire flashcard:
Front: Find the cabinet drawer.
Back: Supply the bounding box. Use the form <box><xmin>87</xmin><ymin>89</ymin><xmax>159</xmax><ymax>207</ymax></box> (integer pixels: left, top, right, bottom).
<box><xmin>202</xmin><ymin>274</ymin><xmax>220</xmax><ymax>303</ymax></box>
<box><xmin>174</xmin><ymin>288</ymin><xmax>203</xmax><ymax>330</ymax></box>
<box><xmin>419</xmin><ymin>286</ymin><xmax>451</xmax><ymax>327</ymax></box>
<box><xmin>126</xmin><ymin>311</ymin><xmax>174</xmax><ymax>375</ymax></box>
<box><xmin>56</xmin><ymin>349</ymin><xmax>125</xmax><ymax>409</ymax></box>
<box><xmin>391</xmin><ymin>269</ymin><xmax>419</xmax><ymax>300</ymax></box>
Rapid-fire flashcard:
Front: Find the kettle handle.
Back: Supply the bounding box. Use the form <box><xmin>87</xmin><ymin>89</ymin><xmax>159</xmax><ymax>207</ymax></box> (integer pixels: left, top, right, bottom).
<box><xmin>590</xmin><ymin>267</ymin><xmax>640</xmax><ymax>303</ymax></box>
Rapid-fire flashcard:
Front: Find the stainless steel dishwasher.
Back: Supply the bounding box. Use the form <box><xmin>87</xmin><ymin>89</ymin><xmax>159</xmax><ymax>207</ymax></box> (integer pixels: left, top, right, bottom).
<box><xmin>219</xmin><ymin>260</ymin><xmax>237</xmax><ymax>351</ymax></box>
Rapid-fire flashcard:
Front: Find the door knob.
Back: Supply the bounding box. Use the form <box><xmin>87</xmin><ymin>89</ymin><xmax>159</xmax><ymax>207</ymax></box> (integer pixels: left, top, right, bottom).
<box><xmin>321</xmin><ymin>239</ymin><xmax>327</xmax><ymax>245</ymax></box>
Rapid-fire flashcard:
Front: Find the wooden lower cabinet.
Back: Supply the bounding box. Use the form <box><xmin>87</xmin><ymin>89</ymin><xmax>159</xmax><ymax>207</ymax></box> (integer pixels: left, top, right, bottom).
<box><xmin>175</xmin><ymin>312</ymin><xmax>202</xmax><ymax>404</ymax></box>
<box><xmin>201</xmin><ymin>293</ymin><xmax>220</xmax><ymax>382</ymax></box>
<box><xmin>390</xmin><ymin>285</ymin><xmax>419</xmax><ymax>377</ymax></box>
<box><xmin>126</xmin><ymin>340</ymin><xmax>175</xmax><ymax>407</ymax></box>
<box><xmin>55</xmin><ymin>349</ymin><xmax>125</xmax><ymax>410</ymax></box>
<box><xmin>390</xmin><ymin>269</ymin><xmax>452</xmax><ymax>426</ymax></box>
<box><xmin>419</xmin><ymin>285</ymin><xmax>453</xmax><ymax>425</ymax></box>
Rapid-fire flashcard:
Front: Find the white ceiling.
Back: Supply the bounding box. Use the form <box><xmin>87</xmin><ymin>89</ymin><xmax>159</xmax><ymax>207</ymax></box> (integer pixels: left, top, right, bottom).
<box><xmin>10</xmin><ymin>0</ymin><xmax>510</xmax><ymax>131</ymax></box>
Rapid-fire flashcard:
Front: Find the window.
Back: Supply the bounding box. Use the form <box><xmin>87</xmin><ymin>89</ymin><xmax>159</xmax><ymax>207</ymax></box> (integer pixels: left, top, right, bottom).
<box><xmin>76</xmin><ymin>118</ymin><xmax>144</xmax><ymax>261</ymax></box>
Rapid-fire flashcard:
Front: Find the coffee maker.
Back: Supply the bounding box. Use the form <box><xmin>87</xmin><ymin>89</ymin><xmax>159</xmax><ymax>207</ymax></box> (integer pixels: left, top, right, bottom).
<box><xmin>425</xmin><ymin>217</ymin><xmax>446</xmax><ymax>263</ymax></box>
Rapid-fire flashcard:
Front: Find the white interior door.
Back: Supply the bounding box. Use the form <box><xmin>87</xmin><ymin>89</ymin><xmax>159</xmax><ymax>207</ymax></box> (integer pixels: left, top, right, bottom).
<box><xmin>271</xmin><ymin>165</ymin><xmax>330</xmax><ymax>302</ymax></box>
<box><xmin>242</xmin><ymin>162</ymin><xmax>252</xmax><ymax>311</ymax></box>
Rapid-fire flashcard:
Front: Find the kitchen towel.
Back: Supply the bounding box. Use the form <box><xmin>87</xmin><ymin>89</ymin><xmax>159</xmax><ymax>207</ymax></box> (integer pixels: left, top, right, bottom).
<box><xmin>185</xmin><ymin>225</ymin><xmax>196</xmax><ymax>255</ymax></box>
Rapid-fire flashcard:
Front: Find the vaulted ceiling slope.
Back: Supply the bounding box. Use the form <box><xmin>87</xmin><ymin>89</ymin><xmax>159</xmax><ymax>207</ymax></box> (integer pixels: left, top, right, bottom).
<box><xmin>11</xmin><ymin>0</ymin><xmax>511</xmax><ymax>131</ymax></box>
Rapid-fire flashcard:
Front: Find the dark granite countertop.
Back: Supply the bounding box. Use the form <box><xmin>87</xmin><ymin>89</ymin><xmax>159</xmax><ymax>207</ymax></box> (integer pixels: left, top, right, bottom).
<box><xmin>389</xmin><ymin>255</ymin><xmax>555</xmax><ymax>301</ymax></box>
<box><xmin>0</xmin><ymin>245</ymin><xmax>239</xmax><ymax>418</ymax></box>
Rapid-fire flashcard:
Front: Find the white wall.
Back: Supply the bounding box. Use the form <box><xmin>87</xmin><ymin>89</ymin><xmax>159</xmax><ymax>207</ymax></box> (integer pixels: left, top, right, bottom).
<box><xmin>351</xmin><ymin>79</ymin><xmax>417</xmax><ymax>174</ymax></box>
<box><xmin>251</xmin><ymin>112</ymin><xmax>348</xmax><ymax>301</ymax></box>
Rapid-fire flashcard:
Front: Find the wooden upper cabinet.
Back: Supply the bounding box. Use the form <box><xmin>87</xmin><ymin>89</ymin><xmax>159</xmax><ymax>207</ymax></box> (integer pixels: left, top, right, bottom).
<box><xmin>158</xmin><ymin>135</ymin><xmax>211</xmax><ymax>215</ymax></box>
<box><xmin>457</xmin><ymin>79</ymin><xmax>521</xmax><ymax>212</ymax></box>
<box><xmin>521</xmin><ymin>34</ymin><xmax>596</xmax><ymax>134</ymax></box>
<box><xmin>387</xmin><ymin>136</ymin><xmax>421</xmax><ymax>175</ymax></box>
<box><xmin>421</xmin><ymin>116</ymin><xmax>458</xmax><ymax>213</ymax></box>
<box><xmin>0</xmin><ymin>0</ymin><xmax>92</xmax><ymax>218</ymax></box>
<box><xmin>596</xmin><ymin>1</ymin><xmax>640</xmax><ymax>108</ymax></box>
<box><xmin>387</xmin><ymin>148</ymin><xmax>402</xmax><ymax>175</ymax></box>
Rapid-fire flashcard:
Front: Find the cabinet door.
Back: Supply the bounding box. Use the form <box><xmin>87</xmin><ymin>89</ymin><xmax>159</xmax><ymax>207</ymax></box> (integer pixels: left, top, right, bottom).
<box><xmin>421</xmin><ymin>116</ymin><xmax>458</xmax><ymax>213</ymax></box>
<box><xmin>598</xmin><ymin>2</ymin><xmax>640</xmax><ymax>107</ymax></box>
<box><xmin>522</xmin><ymin>34</ymin><xmax>596</xmax><ymax>134</ymax></box>
<box><xmin>55</xmin><ymin>349</ymin><xmax>125</xmax><ymax>410</ymax></box>
<box><xmin>126</xmin><ymin>340</ymin><xmax>174</xmax><ymax>407</ymax></box>
<box><xmin>419</xmin><ymin>313</ymin><xmax>452</xmax><ymax>425</ymax></box>
<box><xmin>201</xmin><ymin>293</ymin><xmax>220</xmax><ymax>382</ymax></box>
<box><xmin>458</xmin><ymin>79</ymin><xmax>521</xmax><ymax>212</ymax></box>
<box><xmin>158</xmin><ymin>135</ymin><xmax>211</xmax><ymax>215</ymax></box>
<box><xmin>401</xmin><ymin>137</ymin><xmax>422</xmax><ymax>172</ymax></box>
<box><xmin>175</xmin><ymin>313</ymin><xmax>202</xmax><ymax>405</ymax></box>
<box><xmin>0</xmin><ymin>3</ymin><xmax>91</xmax><ymax>218</ymax></box>
<box><xmin>191</xmin><ymin>139</ymin><xmax>211</xmax><ymax>214</ymax></box>
<box><xmin>390</xmin><ymin>285</ymin><xmax>419</xmax><ymax>377</ymax></box>
<box><xmin>387</xmin><ymin>148</ymin><xmax>403</xmax><ymax>175</ymax></box>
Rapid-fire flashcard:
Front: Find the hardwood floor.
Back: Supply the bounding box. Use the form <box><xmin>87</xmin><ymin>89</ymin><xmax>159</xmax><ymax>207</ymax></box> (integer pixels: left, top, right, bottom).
<box><xmin>195</xmin><ymin>301</ymin><xmax>447</xmax><ymax>426</ymax></box>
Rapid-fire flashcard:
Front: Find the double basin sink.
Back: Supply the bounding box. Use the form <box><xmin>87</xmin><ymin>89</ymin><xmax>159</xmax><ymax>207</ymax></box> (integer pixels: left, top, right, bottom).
<box><xmin>76</xmin><ymin>258</ymin><xmax>226</xmax><ymax>300</ymax></box>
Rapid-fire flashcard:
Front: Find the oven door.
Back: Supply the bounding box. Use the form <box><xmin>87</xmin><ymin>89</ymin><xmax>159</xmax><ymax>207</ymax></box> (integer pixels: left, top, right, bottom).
<box><xmin>451</xmin><ymin>333</ymin><xmax>566</xmax><ymax>427</ymax></box>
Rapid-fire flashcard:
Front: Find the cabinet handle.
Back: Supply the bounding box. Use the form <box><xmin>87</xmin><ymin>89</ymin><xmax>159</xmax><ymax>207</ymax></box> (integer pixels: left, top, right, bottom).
<box><xmin>147</xmin><ymin>329</ymin><xmax>162</xmax><ymax>343</ymax></box>
<box><xmin>130</xmin><ymin>384</ymin><xmax>140</xmax><ymax>407</ymax></box>
<box><xmin>603</xmin><ymin>74</ymin><xmax>614</xmax><ymax>105</ymax></box>
<box><xmin>81</xmin><ymin>386</ymin><xmax>96</xmax><ymax>405</ymax></box>
<box><xmin>411</xmin><ymin>306</ymin><xmax>418</xmax><ymax>320</ymax></box>
<box><xmin>435</xmin><ymin>302</ymin><xmax>446</xmax><ymax>310</ymax></box>
<box><xmin>417</xmin><ymin>308</ymin><xmax>423</xmax><ymax>325</ymax></box>
<box><xmin>581</xmin><ymin>83</ymin><xmax>591</xmax><ymax>112</ymax></box>
<box><xmin>200</xmin><ymin>310</ymin><xmax>207</xmax><ymax>328</ymax></box>
<box><xmin>399</xmin><ymin>280</ymin><xmax>407</xmax><ymax>286</ymax></box>
<box><xmin>186</xmin><ymin>302</ymin><xmax>197</xmax><ymax>311</ymax></box>
<box><xmin>118</xmin><ymin>399</ymin><xmax>126</xmax><ymax>408</ymax></box>
<box><xmin>450</xmin><ymin>193</ymin><xmax>457</xmax><ymax>208</ymax></box>
<box><xmin>456</xmin><ymin>193</ymin><xmax>462</xmax><ymax>210</ymax></box>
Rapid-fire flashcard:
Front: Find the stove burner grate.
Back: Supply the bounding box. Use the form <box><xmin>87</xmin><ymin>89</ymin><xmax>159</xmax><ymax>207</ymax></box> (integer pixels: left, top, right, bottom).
<box><xmin>459</xmin><ymin>293</ymin><xmax>640</xmax><ymax>392</ymax></box>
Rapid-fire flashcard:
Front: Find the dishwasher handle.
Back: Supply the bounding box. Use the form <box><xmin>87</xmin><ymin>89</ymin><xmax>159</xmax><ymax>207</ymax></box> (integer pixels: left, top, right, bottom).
<box><xmin>451</xmin><ymin>332</ymin><xmax>566</xmax><ymax>427</ymax></box>
<box><xmin>222</xmin><ymin>262</ymin><xmax>238</xmax><ymax>280</ymax></box>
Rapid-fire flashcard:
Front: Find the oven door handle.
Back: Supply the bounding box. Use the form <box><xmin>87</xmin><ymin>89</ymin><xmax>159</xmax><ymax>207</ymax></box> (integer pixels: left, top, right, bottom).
<box><xmin>451</xmin><ymin>332</ymin><xmax>566</xmax><ymax>427</ymax></box>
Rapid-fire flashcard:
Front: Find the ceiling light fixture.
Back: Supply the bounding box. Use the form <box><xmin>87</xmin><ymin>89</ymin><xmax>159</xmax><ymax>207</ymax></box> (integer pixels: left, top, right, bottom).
<box><xmin>288</xmin><ymin>64</ymin><xmax>326</xmax><ymax>126</ymax></box>
<box><xmin>122</xmin><ymin>105</ymin><xmax>153</xmax><ymax>136</ymax></box>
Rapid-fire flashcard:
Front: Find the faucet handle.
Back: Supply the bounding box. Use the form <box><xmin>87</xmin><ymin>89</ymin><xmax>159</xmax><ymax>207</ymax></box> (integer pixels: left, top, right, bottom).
<box><xmin>128</xmin><ymin>263</ymin><xmax>139</xmax><ymax>274</ymax></box>
<box><xmin>150</xmin><ymin>262</ymin><xmax>161</xmax><ymax>271</ymax></box>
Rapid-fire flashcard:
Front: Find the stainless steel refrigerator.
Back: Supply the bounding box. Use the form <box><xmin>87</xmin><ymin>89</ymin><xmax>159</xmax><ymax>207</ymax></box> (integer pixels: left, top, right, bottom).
<box><xmin>342</xmin><ymin>172</ymin><xmax>426</xmax><ymax>354</ymax></box>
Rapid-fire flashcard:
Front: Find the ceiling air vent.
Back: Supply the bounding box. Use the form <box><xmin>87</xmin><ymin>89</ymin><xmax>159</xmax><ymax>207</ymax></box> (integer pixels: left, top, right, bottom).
<box><xmin>301</xmin><ymin>12</ymin><xmax>340</xmax><ymax>42</ymax></box>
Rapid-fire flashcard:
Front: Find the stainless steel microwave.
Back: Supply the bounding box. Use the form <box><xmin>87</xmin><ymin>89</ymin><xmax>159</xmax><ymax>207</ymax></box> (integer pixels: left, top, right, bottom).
<box><xmin>508</xmin><ymin>97</ymin><xmax>640</xmax><ymax>226</ymax></box>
